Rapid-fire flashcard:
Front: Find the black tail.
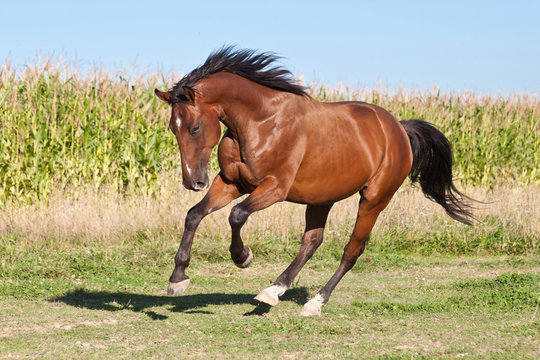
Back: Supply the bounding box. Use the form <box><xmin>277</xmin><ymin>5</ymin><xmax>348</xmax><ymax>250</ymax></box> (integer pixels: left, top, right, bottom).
<box><xmin>400</xmin><ymin>119</ymin><xmax>475</xmax><ymax>225</ymax></box>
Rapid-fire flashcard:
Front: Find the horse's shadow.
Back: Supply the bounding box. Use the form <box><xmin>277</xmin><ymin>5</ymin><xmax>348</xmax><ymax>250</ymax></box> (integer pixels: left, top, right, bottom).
<box><xmin>50</xmin><ymin>287</ymin><xmax>309</xmax><ymax>320</ymax></box>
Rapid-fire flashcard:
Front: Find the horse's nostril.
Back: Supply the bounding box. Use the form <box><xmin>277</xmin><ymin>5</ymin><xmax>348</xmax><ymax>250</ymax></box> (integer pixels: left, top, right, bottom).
<box><xmin>194</xmin><ymin>181</ymin><xmax>207</xmax><ymax>190</ymax></box>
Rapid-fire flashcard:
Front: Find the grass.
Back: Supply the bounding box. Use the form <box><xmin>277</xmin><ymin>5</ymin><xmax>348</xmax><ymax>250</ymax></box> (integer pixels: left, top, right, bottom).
<box><xmin>1</xmin><ymin>243</ymin><xmax>539</xmax><ymax>359</ymax></box>
<box><xmin>2</xmin><ymin>185</ymin><xmax>538</xmax><ymax>257</ymax></box>
<box><xmin>1</xmin><ymin>188</ymin><xmax>539</xmax><ymax>358</ymax></box>
<box><xmin>1</xmin><ymin>184</ymin><xmax>538</xmax><ymax>359</ymax></box>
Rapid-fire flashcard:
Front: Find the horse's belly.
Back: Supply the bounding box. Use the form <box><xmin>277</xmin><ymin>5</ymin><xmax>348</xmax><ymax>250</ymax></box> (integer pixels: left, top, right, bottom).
<box><xmin>285</xmin><ymin>187</ymin><xmax>362</xmax><ymax>205</ymax></box>
<box><xmin>285</xmin><ymin>169</ymin><xmax>371</xmax><ymax>205</ymax></box>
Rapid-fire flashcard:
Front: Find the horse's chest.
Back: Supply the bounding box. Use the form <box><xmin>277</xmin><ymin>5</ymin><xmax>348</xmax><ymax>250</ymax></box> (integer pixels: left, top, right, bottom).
<box><xmin>217</xmin><ymin>134</ymin><xmax>260</xmax><ymax>191</ymax></box>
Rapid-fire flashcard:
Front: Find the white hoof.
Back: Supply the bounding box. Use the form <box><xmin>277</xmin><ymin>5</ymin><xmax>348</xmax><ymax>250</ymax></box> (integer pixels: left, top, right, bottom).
<box><xmin>167</xmin><ymin>278</ymin><xmax>190</xmax><ymax>296</ymax></box>
<box><xmin>299</xmin><ymin>294</ymin><xmax>324</xmax><ymax>317</ymax></box>
<box><xmin>254</xmin><ymin>284</ymin><xmax>287</xmax><ymax>306</ymax></box>
<box><xmin>234</xmin><ymin>247</ymin><xmax>253</xmax><ymax>268</ymax></box>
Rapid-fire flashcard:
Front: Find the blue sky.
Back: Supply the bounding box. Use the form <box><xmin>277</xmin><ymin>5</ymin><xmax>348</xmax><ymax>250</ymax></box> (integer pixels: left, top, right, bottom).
<box><xmin>2</xmin><ymin>0</ymin><xmax>539</xmax><ymax>95</ymax></box>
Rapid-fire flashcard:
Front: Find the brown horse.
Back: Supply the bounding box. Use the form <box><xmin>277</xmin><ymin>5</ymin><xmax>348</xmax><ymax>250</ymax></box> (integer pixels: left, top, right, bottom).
<box><xmin>154</xmin><ymin>47</ymin><xmax>473</xmax><ymax>316</ymax></box>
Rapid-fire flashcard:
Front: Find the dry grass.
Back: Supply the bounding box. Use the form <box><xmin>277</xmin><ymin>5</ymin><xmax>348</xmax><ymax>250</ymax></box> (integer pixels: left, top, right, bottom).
<box><xmin>1</xmin><ymin>176</ymin><xmax>538</xmax><ymax>252</ymax></box>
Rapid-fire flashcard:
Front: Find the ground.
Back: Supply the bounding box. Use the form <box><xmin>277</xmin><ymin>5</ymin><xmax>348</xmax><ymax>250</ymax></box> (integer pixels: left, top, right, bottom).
<box><xmin>1</xmin><ymin>253</ymin><xmax>538</xmax><ymax>359</ymax></box>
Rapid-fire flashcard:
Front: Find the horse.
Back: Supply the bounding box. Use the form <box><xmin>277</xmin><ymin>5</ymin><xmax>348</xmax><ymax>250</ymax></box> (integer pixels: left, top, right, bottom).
<box><xmin>154</xmin><ymin>46</ymin><xmax>473</xmax><ymax>316</ymax></box>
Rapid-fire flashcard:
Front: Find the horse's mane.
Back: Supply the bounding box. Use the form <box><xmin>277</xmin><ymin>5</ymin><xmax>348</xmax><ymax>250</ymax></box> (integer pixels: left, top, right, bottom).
<box><xmin>170</xmin><ymin>46</ymin><xmax>307</xmax><ymax>103</ymax></box>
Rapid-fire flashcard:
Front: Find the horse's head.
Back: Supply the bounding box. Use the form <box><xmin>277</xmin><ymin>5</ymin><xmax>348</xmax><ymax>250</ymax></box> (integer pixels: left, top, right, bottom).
<box><xmin>155</xmin><ymin>86</ymin><xmax>221</xmax><ymax>191</ymax></box>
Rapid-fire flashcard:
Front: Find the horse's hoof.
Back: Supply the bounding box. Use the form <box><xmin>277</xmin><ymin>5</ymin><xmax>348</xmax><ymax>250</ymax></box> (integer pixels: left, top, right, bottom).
<box><xmin>167</xmin><ymin>278</ymin><xmax>190</xmax><ymax>296</ymax></box>
<box><xmin>254</xmin><ymin>285</ymin><xmax>287</xmax><ymax>306</ymax></box>
<box><xmin>299</xmin><ymin>305</ymin><xmax>321</xmax><ymax>317</ymax></box>
<box><xmin>299</xmin><ymin>294</ymin><xmax>324</xmax><ymax>317</ymax></box>
<box><xmin>234</xmin><ymin>246</ymin><xmax>253</xmax><ymax>268</ymax></box>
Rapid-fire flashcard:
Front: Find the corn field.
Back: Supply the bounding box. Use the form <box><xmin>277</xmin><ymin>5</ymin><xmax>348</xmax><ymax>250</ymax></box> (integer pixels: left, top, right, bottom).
<box><xmin>0</xmin><ymin>59</ymin><xmax>539</xmax><ymax>205</ymax></box>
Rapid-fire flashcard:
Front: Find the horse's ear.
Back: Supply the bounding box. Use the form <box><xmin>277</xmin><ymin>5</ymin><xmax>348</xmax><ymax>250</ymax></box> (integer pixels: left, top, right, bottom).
<box><xmin>183</xmin><ymin>86</ymin><xmax>196</xmax><ymax>104</ymax></box>
<box><xmin>154</xmin><ymin>89</ymin><xmax>171</xmax><ymax>104</ymax></box>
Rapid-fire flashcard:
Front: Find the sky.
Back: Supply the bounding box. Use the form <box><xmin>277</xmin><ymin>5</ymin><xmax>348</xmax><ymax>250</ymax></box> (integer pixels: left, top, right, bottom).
<box><xmin>1</xmin><ymin>0</ymin><xmax>540</xmax><ymax>96</ymax></box>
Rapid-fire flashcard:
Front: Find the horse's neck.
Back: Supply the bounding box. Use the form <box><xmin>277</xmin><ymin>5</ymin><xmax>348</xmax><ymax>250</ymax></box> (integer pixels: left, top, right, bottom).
<box><xmin>200</xmin><ymin>73</ymin><xmax>288</xmax><ymax>132</ymax></box>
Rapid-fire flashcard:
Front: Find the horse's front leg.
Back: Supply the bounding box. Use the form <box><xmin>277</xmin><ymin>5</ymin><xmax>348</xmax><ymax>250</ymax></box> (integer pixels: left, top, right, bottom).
<box><xmin>228</xmin><ymin>176</ymin><xmax>286</xmax><ymax>269</ymax></box>
<box><xmin>168</xmin><ymin>173</ymin><xmax>241</xmax><ymax>296</ymax></box>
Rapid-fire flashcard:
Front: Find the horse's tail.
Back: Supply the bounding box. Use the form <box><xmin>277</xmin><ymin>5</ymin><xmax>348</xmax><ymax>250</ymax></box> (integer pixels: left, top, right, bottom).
<box><xmin>400</xmin><ymin>119</ymin><xmax>475</xmax><ymax>225</ymax></box>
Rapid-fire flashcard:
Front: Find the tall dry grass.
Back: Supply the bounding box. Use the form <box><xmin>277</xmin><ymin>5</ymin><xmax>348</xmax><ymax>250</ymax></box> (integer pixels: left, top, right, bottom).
<box><xmin>1</xmin><ymin>175</ymin><xmax>537</xmax><ymax>255</ymax></box>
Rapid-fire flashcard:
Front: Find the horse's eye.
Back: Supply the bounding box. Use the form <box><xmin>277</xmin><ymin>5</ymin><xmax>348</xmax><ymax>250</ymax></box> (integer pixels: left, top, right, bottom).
<box><xmin>190</xmin><ymin>124</ymin><xmax>201</xmax><ymax>135</ymax></box>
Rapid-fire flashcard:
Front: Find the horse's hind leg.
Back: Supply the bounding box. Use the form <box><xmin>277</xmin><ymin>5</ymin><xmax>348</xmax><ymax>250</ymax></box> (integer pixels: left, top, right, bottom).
<box><xmin>299</xmin><ymin>193</ymin><xmax>393</xmax><ymax>316</ymax></box>
<box><xmin>254</xmin><ymin>203</ymin><xmax>333</xmax><ymax>306</ymax></box>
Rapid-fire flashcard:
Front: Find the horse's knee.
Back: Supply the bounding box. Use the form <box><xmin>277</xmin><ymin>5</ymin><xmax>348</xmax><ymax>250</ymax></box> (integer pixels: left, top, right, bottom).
<box><xmin>229</xmin><ymin>205</ymin><xmax>249</xmax><ymax>228</ymax></box>
<box><xmin>185</xmin><ymin>206</ymin><xmax>204</xmax><ymax>231</ymax></box>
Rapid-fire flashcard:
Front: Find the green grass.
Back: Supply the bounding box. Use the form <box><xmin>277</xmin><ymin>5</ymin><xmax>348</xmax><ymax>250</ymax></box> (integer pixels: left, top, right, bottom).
<box><xmin>368</xmin><ymin>214</ymin><xmax>538</xmax><ymax>256</ymax></box>
<box><xmin>1</xmin><ymin>233</ymin><xmax>539</xmax><ymax>359</ymax></box>
<box><xmin>353</xmin><ymin>273</ymin><xmax>539</xmax><ymax>313</ymax></box>
<box><xmin>0</xmin><ymin>214</ymin><xmax>537</xmax><ymax>301</ymax></box>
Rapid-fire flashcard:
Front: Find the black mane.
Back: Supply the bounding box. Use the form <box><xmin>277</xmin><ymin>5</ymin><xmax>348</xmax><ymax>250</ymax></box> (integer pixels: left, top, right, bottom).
<box><xmin>170</xmin><ymin>46</ymin><xmax>307</xmax><ymax>103</ymax></box>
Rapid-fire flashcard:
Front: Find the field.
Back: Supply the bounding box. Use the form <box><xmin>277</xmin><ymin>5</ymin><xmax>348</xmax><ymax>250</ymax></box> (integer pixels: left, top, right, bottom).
<box><xmin>1</xmin><ymin>250</ymin><xmax>538</xmax><ymax>358</ymax></box>
<box><xmin>0</xmin><ymin>60</ymin><xmax>539</xmax><ymax>359</ymax></box>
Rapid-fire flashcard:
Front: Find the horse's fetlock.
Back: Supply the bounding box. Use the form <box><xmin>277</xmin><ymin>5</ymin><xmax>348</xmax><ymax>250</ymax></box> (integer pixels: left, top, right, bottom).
<box><xmin>175</xmin><ymin>253</ymin><xmax>190</xmax><ymax>268</ymax></box>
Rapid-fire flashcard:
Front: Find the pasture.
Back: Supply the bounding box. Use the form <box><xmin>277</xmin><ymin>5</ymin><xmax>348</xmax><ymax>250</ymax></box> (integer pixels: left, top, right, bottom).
<box><xmin>0</xmin><ymin>60</ymin><xmax>539</xmax><ymax>358</ymax></box>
